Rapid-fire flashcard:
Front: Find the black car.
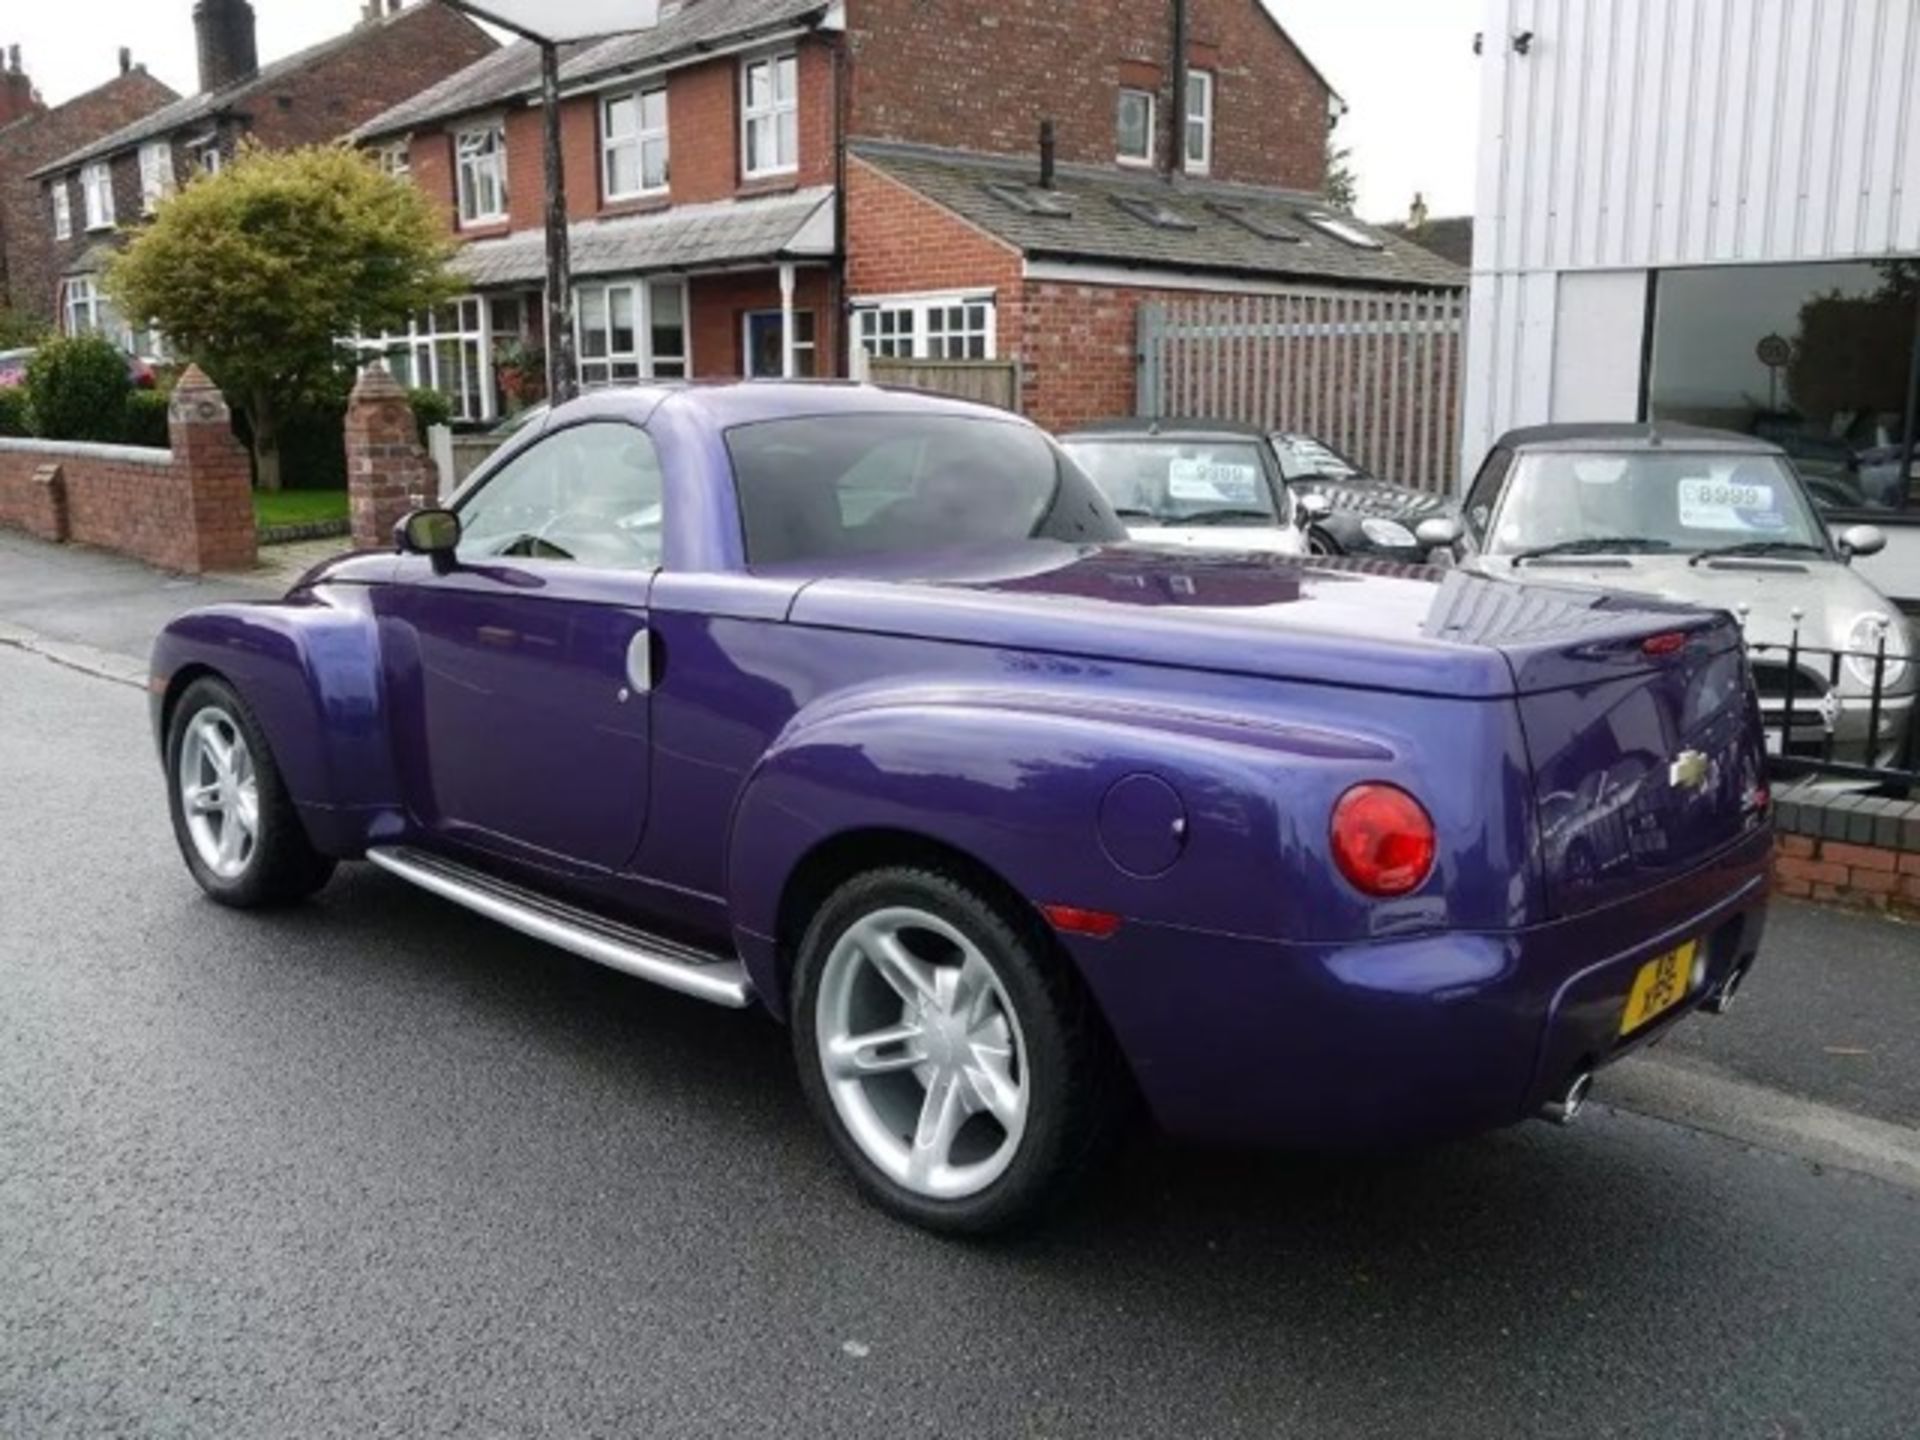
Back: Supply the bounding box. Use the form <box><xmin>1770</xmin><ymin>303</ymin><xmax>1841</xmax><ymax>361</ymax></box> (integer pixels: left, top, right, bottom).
<box><xmin>1269</xmin><ymin>431</ymin><xmax>1459</xmax><ymax>561</ymax></box>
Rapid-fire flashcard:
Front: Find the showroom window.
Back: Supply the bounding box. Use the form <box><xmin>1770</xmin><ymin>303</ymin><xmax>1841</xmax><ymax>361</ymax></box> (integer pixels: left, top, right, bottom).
<box><xmin>1648</xmin><ymin>260</ymin><xmax>1920</xmax><ymax>517</ymax></box>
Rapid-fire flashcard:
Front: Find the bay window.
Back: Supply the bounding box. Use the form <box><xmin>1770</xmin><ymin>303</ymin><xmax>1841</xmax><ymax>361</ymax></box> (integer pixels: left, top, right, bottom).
<box><xmin>604</xmin><ymin>87</ymin><xmax>669</xmax><ymax>200</ymax></box>
<box><xmin>456</xmin><ymin>123</ymin><xmax>508</xmax><ymax>225</ymax></box>
<box><xmin>64</xmin><ymin>277</ymin><xmax>122</xmax><ymax>340</ymax></box>
<box><xmin>741</xmin><ymin>52</ymin><xmax>799</xmax><ymax>178</ymax></box>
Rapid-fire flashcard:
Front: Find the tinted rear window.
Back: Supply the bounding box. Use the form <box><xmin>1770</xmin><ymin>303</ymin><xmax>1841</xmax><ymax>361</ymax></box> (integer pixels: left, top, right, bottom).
<box><xmin>726</xmin><ymin>414</ymin><xmax>1126</xmax><ymax>566</ymax></box>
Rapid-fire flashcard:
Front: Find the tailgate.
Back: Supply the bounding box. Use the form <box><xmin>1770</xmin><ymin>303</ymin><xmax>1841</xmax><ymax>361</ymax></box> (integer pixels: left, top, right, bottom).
<box><xmin>1512</xmin><ymin>613</ymin><xmax>1770</xmax><ymax>920</ymax></box>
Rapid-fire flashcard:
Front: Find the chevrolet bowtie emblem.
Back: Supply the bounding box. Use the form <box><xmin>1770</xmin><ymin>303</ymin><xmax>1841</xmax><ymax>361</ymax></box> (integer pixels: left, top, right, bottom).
<box><xmin>1669</xmin><ymin>751</ymin><xmax>1710</xmax><ymax>792</ymax></box>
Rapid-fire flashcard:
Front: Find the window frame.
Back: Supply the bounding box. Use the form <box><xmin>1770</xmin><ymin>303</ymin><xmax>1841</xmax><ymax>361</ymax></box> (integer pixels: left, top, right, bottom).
<box><xmin>138</xmin><ymin>141</ymin><xmax>175</xmax><ymax>213</ymax></box>
<box><xmin>1185</xmin><ymin>70</ymin><xmax>1214</xmax><ymax>174</ymax></box>
<box><xmin>455</xmin><ymin>121</ymin><xmax>509</xmax><ymax>226</ymax></box>
<box><xmin>603</xmin><ymin>85</ymin><xmax>669</xmax><ymax>202</ymax></box>
<box><xmin>453</xmin><ymin>418</ymin><xmax>668</xmax><ymax>574</ymax></box>
<box><xmin>1116</xmin><ymin>87</ymin><xmax>1156</xmax><ymax>168</ymax></box>
<box><xmin>63</xmin><ymin>275</ymin><xmax>120</xmax><ymax>341</ymax></box>
<box><xmin>740</xmin><ymin>51</ymin><xmax>800</xmax><ymax>180</ymax></box>
<box><xmin>374</xmin><ymin>141</ymin><xmax>411</xmax><ymax>179</ymax></box>
<box><xmin>574</xmin><ymin>277</ymin><xmax>691</xmax><ymax>388</ymax></box>
<box><xmin>744</xmin><ymin>308</ymin><xmax>818</xmax><ymax>378</ymax></box>
<box><xmin>51</xmin><ymin>182</ymin><xmax>72</xmax><ymax>241</ymax></box>
<box><xmin>853</xmin><ymin>292</ymin><xmax>997</xmax><ymax>362</ymax></box>
<box><xmin>80</xmin><ymin>161</ymin><xmax>115</xmax><ymax>231</ymax></box>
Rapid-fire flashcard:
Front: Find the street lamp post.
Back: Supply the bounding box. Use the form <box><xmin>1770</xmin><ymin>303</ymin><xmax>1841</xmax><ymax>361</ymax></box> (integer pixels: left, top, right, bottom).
<box><xmin>439</xmin><ymin>1</ymin><xmax>661</xmax><ymax>409</ymax></box>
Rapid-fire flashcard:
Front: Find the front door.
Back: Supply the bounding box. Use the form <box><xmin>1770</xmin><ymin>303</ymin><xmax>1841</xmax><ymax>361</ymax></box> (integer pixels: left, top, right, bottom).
<box><xmin>377</xmin><ymin>420</ymin><xmax>667</xmax><ymax>871</ymax></box>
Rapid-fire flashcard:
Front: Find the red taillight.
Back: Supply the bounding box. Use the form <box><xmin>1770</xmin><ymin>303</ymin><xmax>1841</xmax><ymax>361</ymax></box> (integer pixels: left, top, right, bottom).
<box><xmin>1331</xmin><ymin>784</ymin><xmax>1437</xmax><ymax>898</ymax></box>
<box><xmin>1642</xmin><ymin>631</ymin><xmax>1690</xmax><ymax>657</ymax></box>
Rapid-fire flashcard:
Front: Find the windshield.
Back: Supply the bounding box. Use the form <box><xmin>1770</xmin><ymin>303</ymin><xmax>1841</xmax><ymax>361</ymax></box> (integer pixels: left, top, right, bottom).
<box><xmin>1062</xmin><ymin>439</ymin><xmax>1282</xmax><ymax>527</ymax></box>
<box><xmin>1272</xmin><ymin>435</ymin><xmax>1362</xmax><ymax>482</ymax></box>
<box><xmin>727</xmin><ymin>414</ymin><xmax>1126</xmax><ymax>566</ymax></box>
<box><xmin>1488</xmin><ymin>452</ymin><xmax>1830</xmax><ymax>558</ymax></box>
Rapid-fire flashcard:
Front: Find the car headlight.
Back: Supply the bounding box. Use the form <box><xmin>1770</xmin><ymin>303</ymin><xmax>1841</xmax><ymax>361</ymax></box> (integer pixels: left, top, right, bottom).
<box><xmin>1360</xmin><ymin>518</ymin><xmax>1419</xmax><ymax>549</ymax></box>
<box><xmin>1844</xmin><ymin>612</ymin><xmax>1910</xmax><ymax>689</ymax></box>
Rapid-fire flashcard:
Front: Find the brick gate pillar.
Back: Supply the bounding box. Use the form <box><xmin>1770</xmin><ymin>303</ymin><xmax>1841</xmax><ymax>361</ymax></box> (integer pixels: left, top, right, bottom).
<box><xmin>346</xmin><ymin>363</ymin><xmax>438</xmax><ymax>552</ymax></box>
<box><xmin>169</xmin><ymin>365</ymin><xmax>257</xmax><ymax>573</ymax></box>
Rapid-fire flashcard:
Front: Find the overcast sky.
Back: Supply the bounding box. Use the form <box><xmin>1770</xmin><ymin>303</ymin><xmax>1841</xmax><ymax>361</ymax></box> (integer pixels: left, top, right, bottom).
<box><xmin>10</xmin><ymin>1</ymin><xmax>1482</xmax><ymax>222</ymax></box>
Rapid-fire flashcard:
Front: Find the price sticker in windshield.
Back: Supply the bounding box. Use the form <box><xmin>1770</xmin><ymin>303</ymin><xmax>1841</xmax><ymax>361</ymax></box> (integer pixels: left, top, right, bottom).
<box><xmin>1168</xmin><ymin>458</ymin><xmax>1260</xmax><ymax>504</ymax></box>
<box><xmin>1678</xmin><ymin>477</ymin><xmax>1785</xmax><ymax>533</ymax></box>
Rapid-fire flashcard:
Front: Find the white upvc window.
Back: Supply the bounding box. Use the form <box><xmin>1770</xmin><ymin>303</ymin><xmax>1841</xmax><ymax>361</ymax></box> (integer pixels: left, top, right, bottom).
<box><xmin>604</xmin><ymin>86</ymin><xmax>668</xmax><ymax>200</ymax></box>
<box><xmin>1185</xmin><ymin>70</ymin><xmax>1214</xmax><ymax>173</ymax></box>
<box><xmin>576</xmin><ymin>277</ymin><xmax>689</xmax><ymax>387</ymax></box>
<box><xmin>81</xmin><ymin>161</ymin><xmax>115</xmax><ymax>230</ymax></box>
<box><xmin>139</xmin><ymin>141</ymin><xmax>175</xmax><ymax>212</ymax></box>
<box><xmin>1117</xmin><ymin>87</ymin><xmax>1155</xmax><ymax>167</ymax></box>
<box><xmin>199</xmin><ymin>146</ymin><xmax>223</xmax><ymax>175</ymax></box>
<box><xmin>63</xmin><ymin>276</ymin><xmax>122</xmax><ymax>340</ymax></box>
<box><xmin>360</xmin><ymin>298</ymin><xmax>492</xmax><ymax>421</ymax></box>
<box><xmin>745</xmin><ymin>309</ymin><xmax>817</xmax><ymax>378</ymax></box>
<box><xmin>741</xmin><ymin>52</ymin><xmax>799</xmax><ymax>178</ymax></box>
<box><xmin>853</xmin><ymin>293</ymin><xmax>996</xmax><ymax>362</ymax></box>
<box><xmin>455</xmin><ymin>122</ymin><xmax>508</xmax><ymax>225</ymax></box>
<box><xmin>374</xmin><ymin>141</ymin><xmax>411</xmax><ymax>178</ymax></box>
<box><xmin>51</xmin><ymin>183</ymin><xmax>72</xmax><ymax>241</ymax></box>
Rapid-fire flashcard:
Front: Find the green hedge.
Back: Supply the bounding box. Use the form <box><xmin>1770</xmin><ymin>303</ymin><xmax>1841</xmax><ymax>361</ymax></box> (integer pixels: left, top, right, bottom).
<box><xmin>407</xmin><ymin>387</ymin><xmax>453</xmax><ymax>446</ymax></box>
<box><xmin>25</xmin><ymin>336</ymin><xmax>133</xmax><ymax>444</ymax></box>
<box><xmin>122</xmin><ymin>388</ymin><xmax>173</xmax><ymax>449</ymax></box>
<box><xmin>0</xmin><ymin>386</ymin><xmax>28</xmax><ymax>438</ymax></box>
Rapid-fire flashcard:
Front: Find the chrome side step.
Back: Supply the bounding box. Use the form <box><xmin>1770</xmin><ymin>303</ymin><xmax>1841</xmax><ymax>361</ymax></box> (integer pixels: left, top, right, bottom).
<box><xmin>366</xmin><ymin>845</ymin><xmax>756</xmax><ymax>1010</ymax></box>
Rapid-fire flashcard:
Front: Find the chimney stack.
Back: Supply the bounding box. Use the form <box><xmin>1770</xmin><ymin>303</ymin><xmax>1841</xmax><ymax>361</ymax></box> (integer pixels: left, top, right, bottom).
<box><xmin>1039</xmin><ymin>119</ymin><xmax>1056</xmax><ymax>190</ymax></box>
<box><xmin>119</xmin><ymin>47</ymin><xmax>132</xmax><ymax>75</ymax></box>
<box><xmin>0</xmin><ymin>46</ymin><xmax>39</xmax><ymax>126</ymax></box>
<box><xmin>193</xmin><ymin>0</ymin><xmax>260</xmax><ymax>94</ymax></box>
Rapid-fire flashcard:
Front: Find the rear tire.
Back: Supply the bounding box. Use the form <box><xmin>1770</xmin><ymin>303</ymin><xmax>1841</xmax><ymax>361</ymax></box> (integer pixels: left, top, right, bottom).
<box><xmin>165</xmin><ymin>677</ymin><xmax>335</xmax><ymax>909</ymax></box>
<box><xmin>791</xmin><ymin>866</ymin><xmax>1122</xmax><ymax>1236</ymax></box>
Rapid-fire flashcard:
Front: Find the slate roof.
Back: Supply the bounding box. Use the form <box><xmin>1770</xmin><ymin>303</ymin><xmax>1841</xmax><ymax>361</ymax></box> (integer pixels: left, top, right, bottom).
<box><xmin>852</xmin><ymin>143</ymin><xmax>1467</xmax><ymax>291</ymax></box>
<box><xmin>33</xmin><ymin>6</ymin><xmax>424</xmax><ymax>178</ymax></box>
<box><xmin>356</xmin><ymin>0</ymin><xmax>830</xmax><ymax>142</ymax></box>
<box><xmin>1383</xmin><ymin>215</ymin><xmax>1475</xmax><ymax>270</ymax></box>
<box><xmin>451</xmin><ymin>185</ymin><xmax>835</xmax><ymax>286</ymax></box>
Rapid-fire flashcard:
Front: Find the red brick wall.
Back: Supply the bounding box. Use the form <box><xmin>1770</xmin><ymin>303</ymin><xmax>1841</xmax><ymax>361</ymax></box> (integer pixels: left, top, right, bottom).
<box><xmin>689</xmin><ymin>268</ymin><xmax>838</xmax><ymax>379</ymax></box>
<box><xmin>0</xmin><ymin>372</ymin><xmax>255</xmax><ymax>574</ymax></box>
<box><xmin>1774</xmin><ymin>834</ymin><xmax>1920</xmax><ymax>916</ymax></box>
<box><xmin>410</xmin><ymin>34</ymin><xmax>839</xmax><ymax>238</ymax></box>
<box><xmin>845</xmin><ymin>0</ymin><xmax>1330</xmax><ymax>190</ymax></box>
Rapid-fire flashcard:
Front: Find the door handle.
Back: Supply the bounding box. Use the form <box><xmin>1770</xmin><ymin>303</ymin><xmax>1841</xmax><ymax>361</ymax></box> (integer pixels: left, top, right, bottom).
<box><xmin>625</xmin><ymin>627</ymin><xmax>655</xmax><ymax>695</ymax></box>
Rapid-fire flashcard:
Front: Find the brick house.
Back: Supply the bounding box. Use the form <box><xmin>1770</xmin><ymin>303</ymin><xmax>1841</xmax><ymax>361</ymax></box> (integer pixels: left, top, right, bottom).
<box><xmin>0</xmin><ymin>48</ymin><xmax>179</xmax><ymax>329</ymax></box>
<box><xmin>26</xmin><ymin>0</ymin><xmax>497</xmax><ymax>352</ymax></box>
<box><xmin>353</xmin><ymin>0</ymin><xmax>1458</xmax><ymax>431</ymax></box>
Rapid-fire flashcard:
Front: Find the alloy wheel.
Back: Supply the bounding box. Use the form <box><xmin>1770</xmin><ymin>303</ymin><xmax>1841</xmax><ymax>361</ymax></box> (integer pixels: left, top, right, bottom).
<box><xmin>178</xmin><ymin>707</ymin><xmax>260</xmax><ymax>881</ymax></box>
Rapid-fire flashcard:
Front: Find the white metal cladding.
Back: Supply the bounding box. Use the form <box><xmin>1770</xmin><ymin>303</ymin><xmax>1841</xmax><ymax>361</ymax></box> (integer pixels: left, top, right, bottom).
<box><xmin>1139</xmin><ymin>289</ymin><xmax>1469</xmax><ymax>495</ymax></box>
<box><xmin>1463</xmin><ymin>0</ymin><xmax>1920</xmax><ymax>479</ymax></box>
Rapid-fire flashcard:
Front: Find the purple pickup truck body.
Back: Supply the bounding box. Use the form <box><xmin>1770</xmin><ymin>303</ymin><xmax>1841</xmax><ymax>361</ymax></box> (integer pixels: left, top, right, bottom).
<box><xmin>151</xmin><ymin>384</ymin><xmax>1772</xmax><ymax>1157</ymax></box>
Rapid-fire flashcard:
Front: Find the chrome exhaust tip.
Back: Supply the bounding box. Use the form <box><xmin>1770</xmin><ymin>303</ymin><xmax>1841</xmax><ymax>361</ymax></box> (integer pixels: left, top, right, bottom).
<box><xmin>1705</xmin><ymin>965</ymin><xmax>1745</xmax><ymax>1017</ymax></box>
<box><xmin>1540</xmin><ymin>1071</ymin><xmax>1594</xmax><ymax>1127</ymax></box>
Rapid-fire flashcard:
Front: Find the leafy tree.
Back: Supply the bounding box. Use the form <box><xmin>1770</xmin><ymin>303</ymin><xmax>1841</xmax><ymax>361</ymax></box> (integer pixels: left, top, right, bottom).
<box><xmin>0</xmin><ymin>305</ymin><xmax>51</xmax><ymax>350</ymax></box>
<box><xmin>106</xmin><ymin>143</ymin><xmax>454</xmax><ymax>490</ymax></box>
<box><xmin>25</xmin><ymin>335</ymin><xmax>132</xmax><ymax>443</ymax></box>
<box><xmin>1324</xmin><ymin>140</ymin><xmax>1359</xmax><ymax>214</ymax></box>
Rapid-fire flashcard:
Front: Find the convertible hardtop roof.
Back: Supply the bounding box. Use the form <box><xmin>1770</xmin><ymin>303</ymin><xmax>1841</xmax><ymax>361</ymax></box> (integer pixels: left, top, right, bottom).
<box><xmin>547</xmin><ymin>379</ymin><xmax>1029</xmax><ymax>431</ymax></box>
<box><xmin>1060</xmin><ymin>417</ymin><xmax>1273</xmax><ymax>442</ymax></box>
<box><xmin>1496</xmin><ymin>422</ymin><xmax>1785</xmax><ymax>456</ymax></box>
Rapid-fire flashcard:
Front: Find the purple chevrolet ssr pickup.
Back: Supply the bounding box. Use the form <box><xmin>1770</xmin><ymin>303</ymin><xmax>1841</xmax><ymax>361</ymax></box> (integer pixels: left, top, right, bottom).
<box><xmin>151</xmin><ymin>383</ymin><xmax>1773</xmax><ymax>1233</ymax></box>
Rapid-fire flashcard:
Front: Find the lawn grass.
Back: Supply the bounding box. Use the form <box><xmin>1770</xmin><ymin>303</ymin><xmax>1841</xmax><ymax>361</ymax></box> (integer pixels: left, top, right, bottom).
<box><xmin>254</xmin><ymin>489</ymin><xmax>348</xmax><ymax>529</ymax></box>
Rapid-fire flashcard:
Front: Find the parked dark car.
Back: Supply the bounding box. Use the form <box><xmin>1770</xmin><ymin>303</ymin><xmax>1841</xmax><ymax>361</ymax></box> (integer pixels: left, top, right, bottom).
<box><xmin>1269</xmin><ymin>431</ymin><xmax>1460</xmax><ymax>561</ymax></box>
<box><xmin>150</xmin><ymin>384</ymin><xmax>1772</xmax><ymax>1234</ymax></box>
<box><xmin>0</xmin><ymin>345</ymin><xmax>157</xmax><ymax>391</ymax></box>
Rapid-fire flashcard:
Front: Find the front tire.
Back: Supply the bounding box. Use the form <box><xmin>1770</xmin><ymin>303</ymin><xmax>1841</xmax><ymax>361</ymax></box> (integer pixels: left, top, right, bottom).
<box><xmin>165</xmin><ymin>677</ymin><xmax>335</xmax><ymax>908</ymax></box>
<box><xmin>792</xmin><ymin>866</ymin><xmax>1122</xmax><ymax>1235</ymax></box>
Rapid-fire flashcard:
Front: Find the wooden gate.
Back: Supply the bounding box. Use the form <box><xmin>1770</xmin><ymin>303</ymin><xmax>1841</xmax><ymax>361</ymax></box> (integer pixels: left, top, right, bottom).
<box><xmin>865</xmin><ymin>358</ymin><xmax>1021</xmax><ymax>413</ymax></box>
<box><xmin>1138</xmin><ymin>288</ymin><xmax>1467</xmax><ymax>494</ymax></box>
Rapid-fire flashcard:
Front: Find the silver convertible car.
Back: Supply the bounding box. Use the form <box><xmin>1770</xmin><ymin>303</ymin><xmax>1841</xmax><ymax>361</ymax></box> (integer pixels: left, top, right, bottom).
<box><xmin>1446</xmin><ymin>424</ymin><xmax>1914</xmax><ymax>769</ymax></box>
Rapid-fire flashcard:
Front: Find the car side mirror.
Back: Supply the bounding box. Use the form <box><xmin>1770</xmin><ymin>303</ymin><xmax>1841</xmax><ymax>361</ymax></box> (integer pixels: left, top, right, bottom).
<box><xmin>1415</xmin><ymin>516</ymin><xmax>1464</xmax><ymax>549</ymax></box>
<box><xmin>1837</xmin><ymin>523</ymin><xmax>1887</xmax><ymax>561</ymax></box>
<box><xmin>1296</xmin><ymin>492</ymin><xmax>1333</xmax><ymax>524</ymax></box>
<box><xmin>396</xmin><ymin>507</ymin><xmax>461</xmax><ymax>573</ymax></box>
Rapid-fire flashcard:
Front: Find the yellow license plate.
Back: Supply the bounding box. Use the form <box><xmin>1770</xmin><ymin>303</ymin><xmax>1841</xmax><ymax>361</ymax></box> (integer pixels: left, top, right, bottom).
<box><xmin>1620</xmin><ymin>942</ymin><xmax>1700</xmax><ymax>1036</ymax></box>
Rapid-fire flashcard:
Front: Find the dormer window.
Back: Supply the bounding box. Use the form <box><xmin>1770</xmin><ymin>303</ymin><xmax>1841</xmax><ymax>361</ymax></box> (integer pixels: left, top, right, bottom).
<box><xmin>1117</xmin><ymin>88</ymin><xmax>1155</xmax><ymax>167</ymax></box>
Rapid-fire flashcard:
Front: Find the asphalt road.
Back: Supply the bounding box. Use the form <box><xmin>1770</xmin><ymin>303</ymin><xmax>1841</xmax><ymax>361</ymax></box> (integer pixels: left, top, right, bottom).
<box><xmin>3</xmin><ymin>603</ymin><xmax>1920</xmax><ymax>1436</ymax></box>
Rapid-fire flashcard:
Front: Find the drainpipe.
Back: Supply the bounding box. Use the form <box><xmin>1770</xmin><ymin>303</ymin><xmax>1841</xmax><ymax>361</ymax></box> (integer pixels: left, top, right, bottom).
<box><xmin>1169</xmin><ymin>0</ymin><xmax>1189</xmax><ymax>179</ymax></box>
<box><xmin>832</xmin><ymin>28</ymin><xmax>849</xmax><ymax>379</ymax></box>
